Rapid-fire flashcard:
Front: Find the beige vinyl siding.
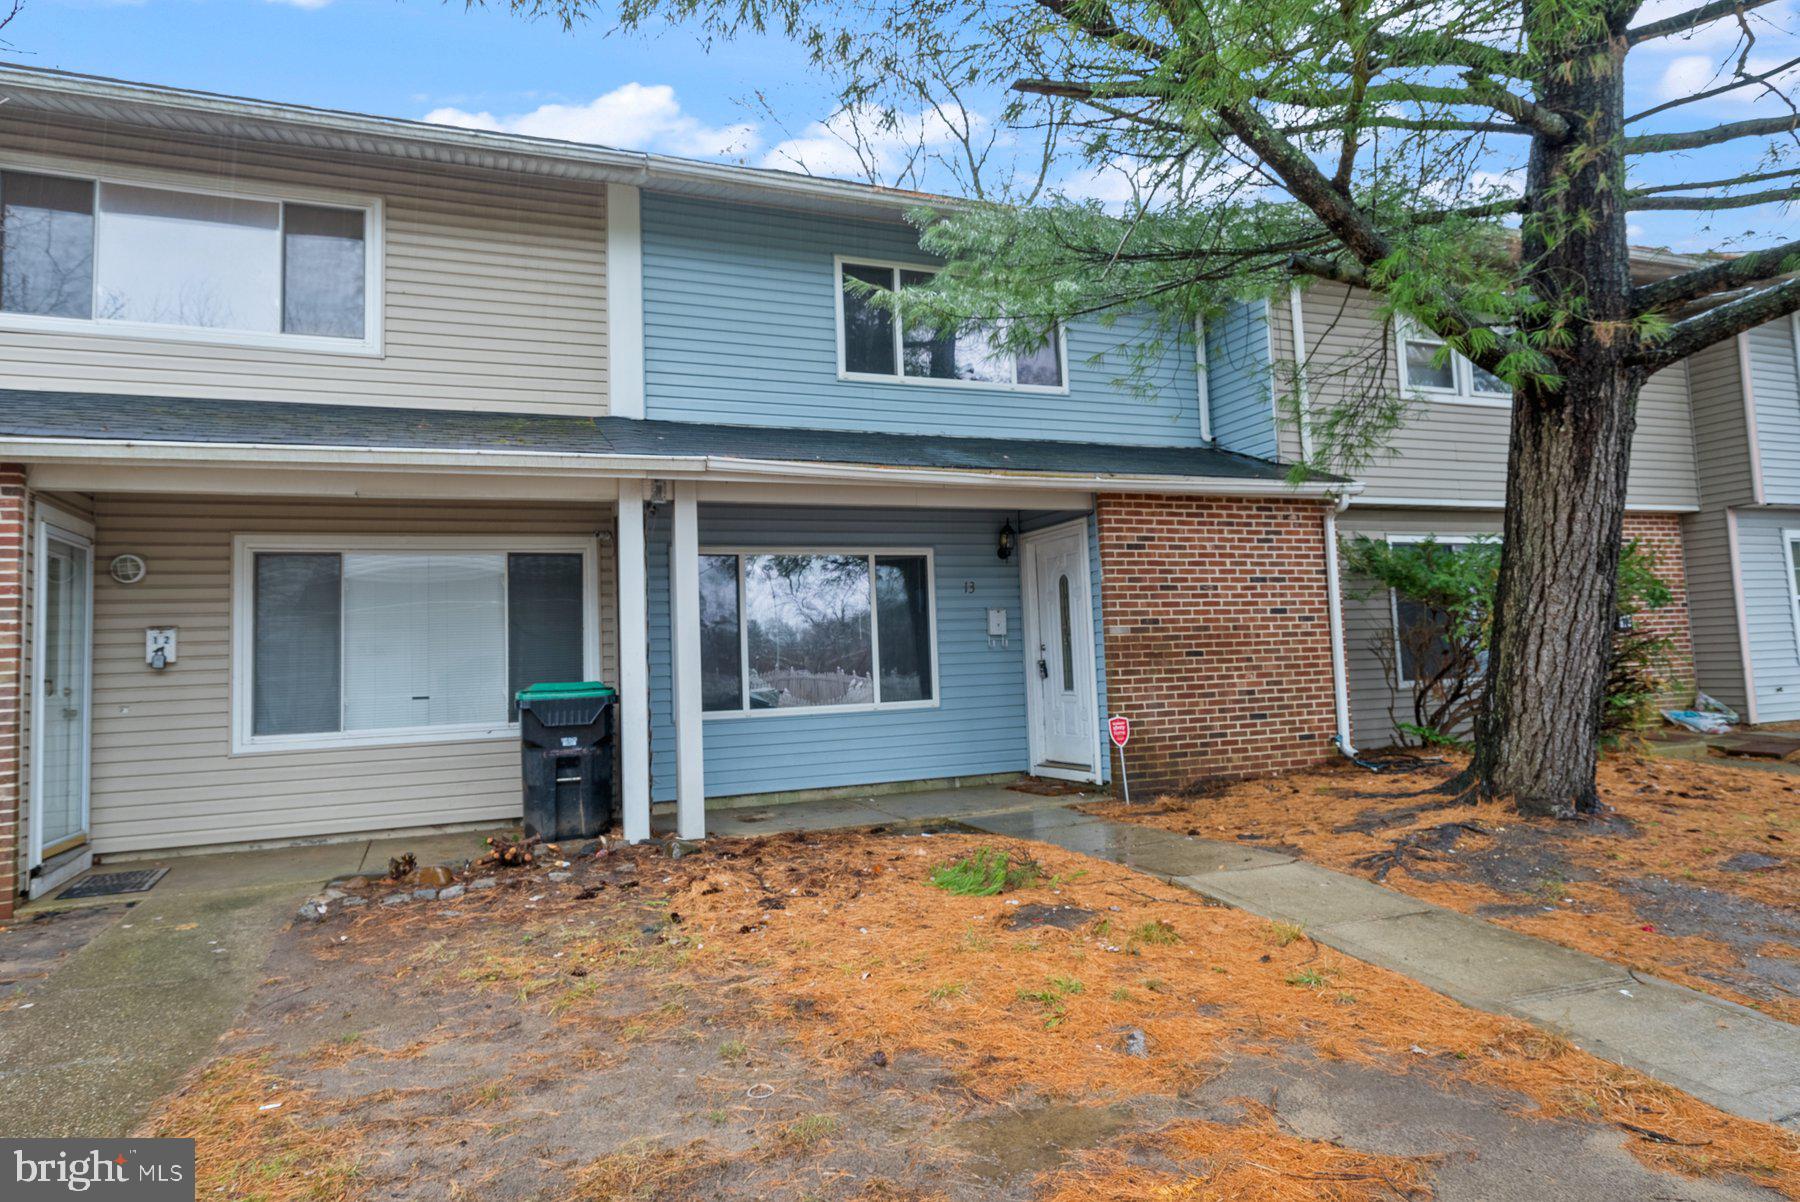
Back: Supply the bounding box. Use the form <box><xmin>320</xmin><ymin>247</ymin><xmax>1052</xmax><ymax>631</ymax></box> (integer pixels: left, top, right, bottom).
<box><xmin>0</xmin><ymin>114</ymin><xmax>607</xmax><ymax>416</ymax></box>
<box><xmin>1682</xmin><ymin>507</ymin><xmax>1750</xmax><ymax>716</ymax></box>
<box><xmin>15</xmin><ymin>489</ymin><xmax>95</xmax><ymax>880</ymax></box>
<box><xmin>83</xmin><ymin>495</ymin><xmax>620</xmax><ymax>854</ymax></box>
<box><xmin>1274</xmin><ymin>285</ymin><xmax>1699</xmax><ymax>509</ymax></box>
<box><xmin>1336</xmin><ymin>508</ymin><xmax>1502</xmax><ymax>750</ymax></box>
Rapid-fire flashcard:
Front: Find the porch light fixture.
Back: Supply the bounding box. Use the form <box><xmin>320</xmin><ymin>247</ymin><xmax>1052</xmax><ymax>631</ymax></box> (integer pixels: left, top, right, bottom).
<box><xmin>996</xmin><ymin>521</ymin><xmax>1017</xmax><ymax>562</ymax></box>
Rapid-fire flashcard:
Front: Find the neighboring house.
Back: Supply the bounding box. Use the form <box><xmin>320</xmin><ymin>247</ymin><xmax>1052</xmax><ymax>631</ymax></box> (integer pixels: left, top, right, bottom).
<box><xmin>1682</xmin><ymin>316</ymin><xmax>1800</xmax><ymax>725</ymax></box>
<box><xmin>1207</xmin><ymin>281</ymin><xmax>1701</xmax><ymax>750</ymax></box>
<box><xmin>0</xmin><ymin>66</ymin><xmax>1361</xmax><ymax>916</ymax></box>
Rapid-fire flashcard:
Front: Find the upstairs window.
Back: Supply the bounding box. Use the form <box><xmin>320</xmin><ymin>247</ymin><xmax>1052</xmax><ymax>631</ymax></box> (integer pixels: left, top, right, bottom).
<box><xmin>0</xmin><ymin>169</ymin><xmax>378</xmax><ymax>351</ymax></box>
<box><xmin>837</xmin><ymin>258</ymin><xmax>1064</xmax><ymax>390</ymax></box>
<box><xmin>1398</xmin><ymin>321</ymin><xmax>1511</xmax><ymax>404</ymax></box>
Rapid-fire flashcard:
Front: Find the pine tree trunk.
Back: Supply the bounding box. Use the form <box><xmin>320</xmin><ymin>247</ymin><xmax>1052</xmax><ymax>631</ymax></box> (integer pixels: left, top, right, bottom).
<box><xmin>1471</xmin><ymin>3</ymin><xmax>1643</xmax><ymax>816</ymax></box>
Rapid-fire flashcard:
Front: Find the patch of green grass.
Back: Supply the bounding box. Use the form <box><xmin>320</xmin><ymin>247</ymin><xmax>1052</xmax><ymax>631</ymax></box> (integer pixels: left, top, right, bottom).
<box><xmin>719</xmin><ymin>1039</ymin><xmax>748</xmax><ymax>1061</ymax></box>
<box><xmin>1018</xmin><ymin>975</ymin><xmax>1085</xmax><ymax>1028</ymax></box>
<box><xmin>777</xmin><ymin>1114</ymin><xmax>840</xmax><ymax>1150</ymax></box>
<box><xmin>1141</xmin><ymin>977</ymin><xmax>1168</xmax><ymax>992</ymax></box>
<box><xmin>1268</xmin><ymin>921</ymin><xmax>1306</xmax><ymax>947</ymax></box>
<box><xmin>927</xmin><ymin>981</ymin><xmax>968</xmax><ymax>1003</ymax></box>
<box><xmin>929</xmin><ymin>847</ymin><xmax>1044</xmax><ymax>896</ymax></box>
<box><xmin>1284</xmin><ymin>968</ymin><xmax>1338</xmax><ymax>989</ymax></box>
<box><xmin>1110</xmin><ymin>987</ymin><xmax>1133</xmax><ymax>1003</ymax></box>
<box><xmin>1130</xmin><ymin>919</ymin><xmax>1181</xmax><ymax>946</ymax></box>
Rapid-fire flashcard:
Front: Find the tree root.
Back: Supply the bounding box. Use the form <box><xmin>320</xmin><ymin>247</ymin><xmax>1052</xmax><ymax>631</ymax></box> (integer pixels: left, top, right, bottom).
<box><xmin>1352</xmin><ymin>822</ymin><xmax>1493</xmax><ymax>882</ymax></box>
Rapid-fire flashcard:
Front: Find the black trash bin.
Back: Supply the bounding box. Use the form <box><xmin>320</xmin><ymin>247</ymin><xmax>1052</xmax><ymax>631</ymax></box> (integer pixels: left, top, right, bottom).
<box><xmin>516</xmin><ymin>681</ymin><xmax>617</xmax><ymax>842</ymax></box>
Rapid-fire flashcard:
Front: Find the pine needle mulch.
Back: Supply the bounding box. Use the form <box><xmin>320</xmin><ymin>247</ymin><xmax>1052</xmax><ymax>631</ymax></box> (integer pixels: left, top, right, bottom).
<box><xmin>1083</xmin><ymin>751</ymin><xmax>1799</xmax><ymax>1023</ymax></box>
<box><xmin>138</xmin><ymin>1053</ymin><xmax>364</xmax><ymax>1202</ymax></box>
<box><xmin>652</xmin><ymin>830</ymin><xmax>1798</xmax><ymax>1197</ymax></box>
<box><xmin>1038</xmin><ymin>1102</ymin><xmax>1439</xmax><ymax>1202</ymax></box>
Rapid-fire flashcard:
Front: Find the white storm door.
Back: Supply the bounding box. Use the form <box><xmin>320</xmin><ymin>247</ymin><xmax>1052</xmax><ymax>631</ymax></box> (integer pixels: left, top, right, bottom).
<box><xmin>1023</xmin><ymin>522</ymin><xmax>1097</xmax><ymax>778</ymax></box>
<box><xmin>32</xmin><ymin>522</ymin><xmax>93</xmax><ymax>864</ymax></box>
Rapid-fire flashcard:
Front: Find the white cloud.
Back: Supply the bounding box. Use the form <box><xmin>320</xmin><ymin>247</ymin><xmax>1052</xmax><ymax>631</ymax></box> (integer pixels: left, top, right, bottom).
<box><xmin>758</xmin><ymin>106</ymin><xmax>978</xmax><ymax>182</ymax></box>
<box><xmin>1655</xmin><ymin>52</ymin><xmax>1800</xmax><ymax>105</ymax></box>
<box><xmin>425</xmin><ymin>83</ymin><xmax>761</xmax><ymax>158</ymax></box>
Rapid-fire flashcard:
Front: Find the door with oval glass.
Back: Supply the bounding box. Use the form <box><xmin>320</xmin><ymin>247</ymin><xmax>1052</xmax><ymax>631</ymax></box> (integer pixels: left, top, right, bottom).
<box><xmin>1021</xmin><ymin>521</ymin><xmax>1097</xmax><ymax>780</ymax></box>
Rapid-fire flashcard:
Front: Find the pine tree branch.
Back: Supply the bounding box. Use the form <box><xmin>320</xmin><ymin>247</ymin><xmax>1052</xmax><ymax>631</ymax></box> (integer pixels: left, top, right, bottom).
<box><xmin>1631</xmin><ymin>165</ymin><xmax>1800</xmax><ymax>194</ymax></box>
<box><xmin>1632</xmin><ymin>235</ymin><xmax>1800</xmax><ymax>313</ymax></box>
<box><xmin>1627</xmin><ymin>183</ymin><xmax>1800</xmax><ymax>209</ymax></box>
<box><xmin>1633</xmin><ymin>276</ymin><xmax>1800</xmax><ymax>368</ymax></box>
<box><xmin>1363</xmin><ymin>29</ymin><xmax>1528</xmax><ymax>77</ymax></box>
<box><xmin>1289</xmin><ymin>254</ymin><xmax>1371</xmax><ymax>286</ymax></box>
<box><xmin>1626</xmin><ymin>0</ymin><xmax>1782</xmax><ymax>44</ymax></box>
<box><xmin>1625</xmin><ymin>111</ymin><xmax>1800</xmax><ymax>153</ymax></box>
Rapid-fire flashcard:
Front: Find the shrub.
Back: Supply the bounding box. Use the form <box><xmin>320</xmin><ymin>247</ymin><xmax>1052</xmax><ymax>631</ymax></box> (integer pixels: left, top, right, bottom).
<box><xmin>929</xmin><ymin>847</ymin><xmax>1042</xmax><ymax>896</ymax></box>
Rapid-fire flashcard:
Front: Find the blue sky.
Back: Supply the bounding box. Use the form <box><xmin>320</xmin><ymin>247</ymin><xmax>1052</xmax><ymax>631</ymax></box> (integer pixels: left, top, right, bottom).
<box><xmin>12</xmin><ymin>0</ymin><xmax>1798</xmax><ymax>253</ymax></box>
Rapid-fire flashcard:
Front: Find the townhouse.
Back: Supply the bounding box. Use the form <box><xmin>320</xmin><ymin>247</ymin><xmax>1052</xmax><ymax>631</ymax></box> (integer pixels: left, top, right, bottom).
<box><xmin>0</xmin><ymin>67</ymin><xmax>1360</xmax><ymax>914</ymax></box>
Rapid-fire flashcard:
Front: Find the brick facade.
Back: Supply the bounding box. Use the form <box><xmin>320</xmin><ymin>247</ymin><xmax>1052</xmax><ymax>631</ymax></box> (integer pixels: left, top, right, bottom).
<box><xmin>1621</xmin><ymin>512</ymin><xmax>1695</xmax><ymax>700</ymax></box>
<box><xmin>0</xmin><ymin>466</ymin><xmax>24</xmax><ymax>918</ymax></box>
<box><xmin>1095</xmin><ymin>493</ymin><xmax>1339</xmax><ymax>795</ymax></box>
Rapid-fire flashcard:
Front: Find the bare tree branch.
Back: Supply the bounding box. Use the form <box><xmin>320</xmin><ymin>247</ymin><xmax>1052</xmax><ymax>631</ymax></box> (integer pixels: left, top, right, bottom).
<box><xmin>1289</xmin><ymin>253</ymin><xmax>1372</xmax><ymax>286</ymax></box>
<box><xmin>1625</xmin><ymin>0</ymin><xmax>1782</xmax><ymax>45</ymax></box>
<box><xmin>1625</xmin><ymin>111</ymin><xmax>1800</xmax><ymax>153</ymax></box>
<box><xmin>1633</xmin><ymin>235</ymin><xmax>1800</xmax><ymax>313</ymax></box>
<box><xmin>1627</xmin><ymin>183</ymin><xmax>1800</xmax><ymax>209</ymax></box>
<box><xmin>1633</xmin><ymin>276</ymin><xmax>1800</xmax><ymax>368</ymax></box>
<box><xmin>1626</xmin><ymin>53</ymin><xmax>1800</xmax><ymax>122</ymax></box>
<box><xmin>1630</xmin><ymin>165</ymin><xmax>1800</xmax><ymax>193</ymax></box>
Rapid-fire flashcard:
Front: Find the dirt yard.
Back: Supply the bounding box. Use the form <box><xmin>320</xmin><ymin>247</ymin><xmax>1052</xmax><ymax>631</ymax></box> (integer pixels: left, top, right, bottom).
<box><xmin>141</xmin><ymin>828</ymin><xmax>1798</xmax><ymax>1201</ymax></box>
<box><xmin>1086</xmin><ymin>751</ymin><xmax>1799</xmax><ymax>1024</ymax></box>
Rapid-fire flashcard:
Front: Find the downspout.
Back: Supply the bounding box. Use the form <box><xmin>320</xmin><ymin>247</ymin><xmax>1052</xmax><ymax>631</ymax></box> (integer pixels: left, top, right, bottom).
<box><xmin>1323</xmin><ymin>493</ymin><xmax>1357</xmax><ymax>758</ymax></box>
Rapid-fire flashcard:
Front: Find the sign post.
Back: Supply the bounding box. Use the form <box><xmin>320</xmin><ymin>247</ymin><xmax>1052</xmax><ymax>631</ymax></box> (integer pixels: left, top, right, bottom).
<box><xmin>1108</xmin><ymin>715</ymin><xmax>1132</xmax><ymax>805</ymax></box>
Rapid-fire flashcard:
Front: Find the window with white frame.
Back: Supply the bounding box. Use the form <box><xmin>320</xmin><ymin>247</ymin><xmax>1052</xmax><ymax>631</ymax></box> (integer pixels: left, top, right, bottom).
<box><xmin>0</xmin><ymin>168</ymin><xmax>379</xmax><ymax>349</ymax></box>
<box><xmin>699</xmin><ymin>549</ymin><xmax>938</xmax><ymax>715</ymax></box>
<box><xmin>235</xmin><ymin>539</ymin><xmax>595</xmax><ymax>750</ymax></box>
<box><xmin>837</xmin><ymin>258</ymin><xmax>1064</xmax><ymax>389</ymax></box>
<box><xmin>1785</xmin><ymin>530</ymin><xmax>1800</xmax><ymax>658</ymax></box>
<box><xmin>1397</xmin><ymin>321</ymin><xmax>1510</xmax><ymax>403</ymax></box>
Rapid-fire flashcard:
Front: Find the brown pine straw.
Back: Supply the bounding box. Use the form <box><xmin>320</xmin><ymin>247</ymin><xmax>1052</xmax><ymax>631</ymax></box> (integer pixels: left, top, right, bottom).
<box><xmin>659</xmin><ymin>831</ymin><xmax>1798</xmax><ymax>1196</ymax></box>
<box><xmin>1084</xmin><ymin>751</ymin><xmax>1800</xmax><ymax>1023</ymax></box>
<box><xmin>1038</xmin><ymin>1101</ymin><xmax>1438</xmax><ymax>1202</ymax></box>
<box><xmin>139</xmin><ymin>1053</ymin><xmax>363</xmax><ymax>1202</ymax></box>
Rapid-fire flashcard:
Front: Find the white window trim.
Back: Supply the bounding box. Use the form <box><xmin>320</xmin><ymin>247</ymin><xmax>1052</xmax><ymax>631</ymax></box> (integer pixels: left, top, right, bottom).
<box><xmin>230</xmin><ymin>533</ymin><xmax>601</xmax><ymax>755</ymax></box>
<box><xmin>0</xmin><ymin>158</ymin><xmax>385</xmax><ymax>357</ymax></box>
<box><xmin>1386</xmin><ymin>533</ymin><xmax>1486</xmax><ymax>688</ymax></box>
<box><xmin>1783</xmin><ymin>528</ymin><xmax>1800</xmax><ymax>662</ymax></box>
<box><xmin>1396</xmin><ymin>321</ymin><xmax>1510</xmax><ymax>408</ymax></box>
<box><xmin>833</xmin><ymin>255</ymin><xmax>1070</xmax><ymax>395</ymax></box>
<box><xmin>699</xmin><ymin>544</ymin><xmax>941</xmax><ymax>720</ymax></box>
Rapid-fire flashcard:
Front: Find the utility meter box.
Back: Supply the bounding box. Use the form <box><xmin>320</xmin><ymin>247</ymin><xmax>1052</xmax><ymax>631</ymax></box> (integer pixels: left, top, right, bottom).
<box><xmin>987</xmin><ymin>608</ymin><xmax>1008</xmax><ymax>638</ymax></box>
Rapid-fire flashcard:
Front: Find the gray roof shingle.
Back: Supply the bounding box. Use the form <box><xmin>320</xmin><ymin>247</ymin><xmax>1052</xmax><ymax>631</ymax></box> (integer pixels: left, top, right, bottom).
<box><xmin>0</xmin><ymin>388</ymin><xmax>1328</xmax><ymax>484</ymax></box>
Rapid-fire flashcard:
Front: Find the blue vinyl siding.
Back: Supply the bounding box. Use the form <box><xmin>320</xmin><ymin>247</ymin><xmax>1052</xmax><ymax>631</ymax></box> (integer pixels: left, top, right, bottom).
<box><xmin>1205</xmin><ymin>300</ymin><xmax>1277</xmax><ymax>459</ymax></box>
<box><xmin>1749</xmin><ymin>318</ymin><xmax>1800</xmax><ymax>504</ymax></box>
<box><xmin>1734</xmin><ymin>508</ymin><xmax>1800</xmax><ymax>723</ymax></box>
<box><xmin>640</xmin><ymin>192</ymin><xmax>1202</xmax><ymax>445</ymax></box>
<box><xmin>646</xmin><ymin>504</ymin><xmax>1045</xmax><ymax>800</ymax></box>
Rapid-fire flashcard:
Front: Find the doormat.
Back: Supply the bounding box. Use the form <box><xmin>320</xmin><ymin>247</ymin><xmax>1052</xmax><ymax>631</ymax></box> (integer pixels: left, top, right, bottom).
<box><xmin>1007</xmin><ymin>778</ymin><xmax>1091</xmax><ymax>797</ymax></box>
<box><xmin>57</xmin><ymin>867</ymin><xmax>167</xmax><ymax>900</ymax></box>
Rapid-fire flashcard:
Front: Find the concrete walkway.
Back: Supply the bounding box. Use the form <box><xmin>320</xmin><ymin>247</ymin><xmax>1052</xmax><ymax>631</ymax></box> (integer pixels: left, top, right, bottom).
<box><xmin>960</xmin><ymin>806</ymin><xmax>1800</xmax><ymax>1130</ymax></box>
<box><xmin>0</xmin><ymin>829</ymin><xmax>496</xmax><ymax>1138</ymax></box>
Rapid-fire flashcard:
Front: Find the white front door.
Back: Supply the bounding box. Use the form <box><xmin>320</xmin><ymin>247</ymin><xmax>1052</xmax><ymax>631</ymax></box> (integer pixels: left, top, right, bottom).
<box><xmin>32</xmin><ymin>519</ymin><xmax>93</xmax><ymax>866</ymax></box>
<box><xmin>1023</xmin><ymin>522</ymin><xmax>1098</xmax><ymax>780</ymax></box>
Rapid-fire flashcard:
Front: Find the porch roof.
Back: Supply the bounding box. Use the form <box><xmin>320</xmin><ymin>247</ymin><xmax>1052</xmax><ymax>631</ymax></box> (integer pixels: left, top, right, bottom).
<box><xmin>0</xmin><ymin>388</ymin><xmax>1353</xmax><ymax>495</ymax></box>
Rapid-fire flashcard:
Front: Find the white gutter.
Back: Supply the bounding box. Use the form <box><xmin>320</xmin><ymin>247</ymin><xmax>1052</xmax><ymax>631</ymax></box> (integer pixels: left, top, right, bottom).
<box><xmin>0</xmin><ymin>434</ymin><xmax>1362</xmax><ymax>499</ymax></box>
<box><xmin>1323</xmin><ymin>494</ymin><xmax>1357</xmax><ymax>758</ymax></box>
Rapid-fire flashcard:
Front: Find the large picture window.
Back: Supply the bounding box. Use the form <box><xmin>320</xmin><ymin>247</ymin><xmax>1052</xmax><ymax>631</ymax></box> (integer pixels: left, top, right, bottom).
<box><xmin>700</xmin><ymin>549</ymin><xmax>938</xmax><ymax>715</ymax></box>
<box><xmin>1387</xmin><ymin>535</ymin><xmax>1487</xmax><ymax>686</ymax></box>
<box><xmin>234</xmin><ymin>537</ymin><xmax>596</xmax><ymax>752</ymax></box>
<box><xmin>836</xmin><ymin>257</ymin><xmax>1064</xmax><ymax>390</ymax></box>
<box><xmin>0</xmin><ymin>168</ymin><xmax>379</xmax><ymax>351</ymax></box>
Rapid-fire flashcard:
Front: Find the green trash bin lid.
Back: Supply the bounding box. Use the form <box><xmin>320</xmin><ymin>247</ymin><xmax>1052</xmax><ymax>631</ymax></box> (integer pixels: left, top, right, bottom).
<box><xmin>515</xmin><ymin>680</ymin><xmax>617</xmax><ymax>703</ymax></box>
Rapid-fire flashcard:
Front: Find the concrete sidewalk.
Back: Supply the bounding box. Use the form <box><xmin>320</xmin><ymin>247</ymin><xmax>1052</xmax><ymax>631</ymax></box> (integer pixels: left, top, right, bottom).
<box><xmin>963</xmin><ymin>807</ymin><xmax>1800</xmax><ymax>1130</ymax></box>
<box><xmin>0</xmin><ymin>829</ymin><xmax>497</xmax><ymax>1138</ymax></box>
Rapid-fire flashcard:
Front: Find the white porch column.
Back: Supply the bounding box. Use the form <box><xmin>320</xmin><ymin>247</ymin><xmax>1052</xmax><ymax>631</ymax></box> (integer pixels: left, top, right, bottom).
<box><xmin>616</xmin><ymin>479</ymin><xmax>652</xmax><ymax>842</ymax></box>
<box><xmin>669</xmin><ymin>483</ymin><xmax>706</xmax><ymax>840</ymax></box>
